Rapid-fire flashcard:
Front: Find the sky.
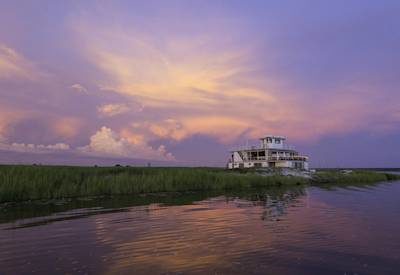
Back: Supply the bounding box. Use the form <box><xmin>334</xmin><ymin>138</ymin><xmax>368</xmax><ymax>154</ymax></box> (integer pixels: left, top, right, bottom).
<box><xmin>0</xmin><ymin>0</ymin><xmax>399</xmax><ymax>167</ymax></box>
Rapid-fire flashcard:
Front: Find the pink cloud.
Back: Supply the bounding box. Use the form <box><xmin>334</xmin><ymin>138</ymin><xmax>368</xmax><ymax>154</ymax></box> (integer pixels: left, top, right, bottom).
<box><xmin>0</xmin><ymin>44</ymin><xmax>43</xmax><ymax>80</ymax></box>
<box><xmin>78</xmin><ymin>126</ymin><xmax>174</xmax><ymax>161</ymax></box>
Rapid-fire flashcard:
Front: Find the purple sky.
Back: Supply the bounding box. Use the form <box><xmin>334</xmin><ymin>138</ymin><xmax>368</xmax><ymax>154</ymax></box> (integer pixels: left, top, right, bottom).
<box><xmin>0</xmin><ymin>0</ymin><xmax>399</xmax><ymax>167</ymax></box>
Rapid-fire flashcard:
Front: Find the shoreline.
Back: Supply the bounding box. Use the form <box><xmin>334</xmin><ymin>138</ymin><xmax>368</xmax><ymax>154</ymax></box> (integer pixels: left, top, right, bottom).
<box><xmin>0</xmin><ymin>165</ymin><xmax>399</xmax><ymax>203</ymax></box>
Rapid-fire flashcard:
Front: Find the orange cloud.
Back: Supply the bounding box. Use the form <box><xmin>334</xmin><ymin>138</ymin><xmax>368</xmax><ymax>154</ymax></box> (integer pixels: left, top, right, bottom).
<box><xmin>97</xmin><ymin>103</ymin><xmax>130</xmax><ymax>117</ymax></box>
<box><xmin>71</xmin><ymin>23</ymin><xmax>289</xmax><ymax>143</ymax></box>
<box><xmin>0</xmin><ymin>107</ymin><xmax>27</xmax><ymax>141</ymax></box>
<box><xmin>70</xmin><ymin>16</ymin><xmax>400</xmax><ymax>146</ymax></box>
<box><xmin>52</xmin><ymin>117</ymin><xmax>83</xmax><ymax>139</ymax></box>
<box><xmin>151</xmin><ymin>116</ymin><xmax>252</xmax><ymax>143</ymax></box>
<box><xmin>120</xmin><ymin>128</ymin><xmax>145</xmax><ymax>145</ymax></box>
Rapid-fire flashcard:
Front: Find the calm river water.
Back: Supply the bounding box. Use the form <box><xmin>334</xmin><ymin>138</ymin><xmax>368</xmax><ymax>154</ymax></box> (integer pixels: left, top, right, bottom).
<box><xmin>1</xmin><ymin>181</ymin><xmax>400</xmax><ymax>274</ymax></box>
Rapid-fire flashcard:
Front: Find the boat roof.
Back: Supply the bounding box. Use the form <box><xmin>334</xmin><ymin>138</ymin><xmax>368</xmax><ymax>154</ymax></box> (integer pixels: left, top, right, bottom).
<box><xmin>230</xmin><ymin>148</ymin><xmax>297</xmax><ymax>153</ymax></box>
<box><xmin>260</xmin><ymin>135</ymin><xmax>286</xmax><ymax>140</ymax></box>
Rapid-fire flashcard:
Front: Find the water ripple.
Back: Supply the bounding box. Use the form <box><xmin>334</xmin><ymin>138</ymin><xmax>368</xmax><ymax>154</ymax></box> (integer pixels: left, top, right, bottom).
<box><xmin>1</xmin><ymin>183</ymin><xmax>400</xmax><ymax>274</ymax></box>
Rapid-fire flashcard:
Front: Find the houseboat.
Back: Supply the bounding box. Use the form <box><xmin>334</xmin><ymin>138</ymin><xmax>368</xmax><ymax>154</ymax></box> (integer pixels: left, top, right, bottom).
<box><xmin>227</xmin><ymin>135</ymin><xmax>309</xmax><ymax>170</ymax></box>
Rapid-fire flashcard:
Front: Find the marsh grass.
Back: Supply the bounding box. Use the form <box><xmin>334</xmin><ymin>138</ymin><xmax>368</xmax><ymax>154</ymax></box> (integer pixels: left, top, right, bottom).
<box><xmin>312</xmin><ymin>170</ymin><xmax>398</xmax><ymax>185</ymax></box>
<box><xmin>0</xmin><ymin>165</ymin><xmax>398</xmax><ymax>203</ymax></box>
<box><xmin>0</xmin><ymin>166</ymin><xmax>307</xmax><ymax>203</ymax></box>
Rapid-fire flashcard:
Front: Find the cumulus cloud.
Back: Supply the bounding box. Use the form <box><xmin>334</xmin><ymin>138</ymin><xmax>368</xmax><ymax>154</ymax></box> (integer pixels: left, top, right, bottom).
<box><xmin>0</xmin><ymin>125</ymin><xmax>174</xmax><ymax>162</ymax></box>
<box><xmin>0</xmin><ymin>108</ymin><xmax>174</xmax><ymax>161</ymax></box>
<box><xmin>0</xmin><ymin>44</ymin><xmax>40</xmax><ymax>80</ymax></box>
<box><xmin>70</xmin><ymin>83</ymin><xmax>88</xmax><ymax>93</ymax></box>
<box><xmin>37</xmin><ymin>143</ymin><xmax>70</xmax><ymax>150</ymax></box>
<box><xmin>97</xmin><ymin>103</ymin><xmax>130</xmax><ymax>117</ymax></box>
<box><xmin>79</xmin><ymin>126</ymin><xmax>174</xmax><ymax>160</ymax></box>
<box><xmin>0</xmin><ymin>142</ymin><xmax>70</xmax><ymax>153</ymax></box>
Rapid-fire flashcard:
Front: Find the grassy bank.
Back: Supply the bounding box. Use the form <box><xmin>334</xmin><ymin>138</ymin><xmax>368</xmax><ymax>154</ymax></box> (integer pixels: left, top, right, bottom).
<box><xmin>0</xmin><ymin>165</ymin><xmax>399</xmax><ymax>203</ymax></box>
<box><xmin>0</xmin><ymin>166</ymin><xmax>307</xmax><ymax>203</ymax></box>
<box><xmin>311</xmin><ymin>170</ymin><xmax>399</xmax><ymax>185</ymax></box>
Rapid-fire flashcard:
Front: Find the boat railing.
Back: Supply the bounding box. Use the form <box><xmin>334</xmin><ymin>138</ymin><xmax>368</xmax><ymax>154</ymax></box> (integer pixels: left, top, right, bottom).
<box><xmin>269</xmin><ymin>156</ymin><xmax>308</xmax><ymax>161</ymax></box>
<box><xmin>228</xmin><ymin>155</ymin><xmax>308</xmax><ymax>163</ymax></box>
<box><xmin>230</xmin><ymin>144</ymin><xmax>296</xmax><ymax>152</ymax></box>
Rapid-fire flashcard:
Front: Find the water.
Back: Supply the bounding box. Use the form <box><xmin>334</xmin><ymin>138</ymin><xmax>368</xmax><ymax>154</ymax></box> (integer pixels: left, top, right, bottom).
<box><xmin>1</xmin><ymin>182</ymin><xmax>400</xmax><ymax>274</ymax></box>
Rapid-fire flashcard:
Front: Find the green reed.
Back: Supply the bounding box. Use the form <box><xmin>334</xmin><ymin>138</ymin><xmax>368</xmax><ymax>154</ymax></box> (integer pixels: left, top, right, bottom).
<box><xmin>0</xmin><ymin>166</ymin><xmax>307</xmax><ymax>203</ymax></box>
<box><xmin>0</xmin><ymin>165</ymin><xmax>398</xmax><ymax>203</ymax></box>
<box><xmin>311</xmin><ymin>170</ymin><xmax>398</xmax><ymax>185</ymax></box>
